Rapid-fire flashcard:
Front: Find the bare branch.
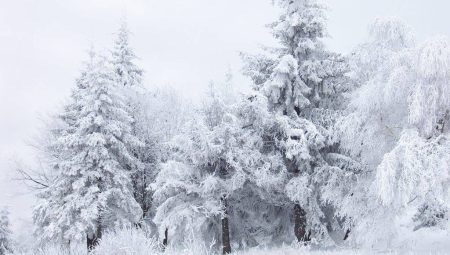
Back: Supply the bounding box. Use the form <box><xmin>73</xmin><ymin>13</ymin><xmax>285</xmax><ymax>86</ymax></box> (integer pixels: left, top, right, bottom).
<box><xmin>14</xmin><ymin>161</ymin><xmax>51</xmax><ymax>190</ymax></box>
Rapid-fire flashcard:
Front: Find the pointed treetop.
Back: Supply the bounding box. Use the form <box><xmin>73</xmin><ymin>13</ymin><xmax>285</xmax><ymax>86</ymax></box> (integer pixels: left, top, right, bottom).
<box><xmin>111</xmin><ymin>19</ymin><xmax>143</xmax><ymax>89</ymax></box>
<box><xmin>116</xmin><ymin>19</ymin><xmax>130</xmax><ymax>47</ymax></box>
<box><xmin>272</xmin><ymin>0</ymin><xmax>327</xmax><ymax>56</ymax></box>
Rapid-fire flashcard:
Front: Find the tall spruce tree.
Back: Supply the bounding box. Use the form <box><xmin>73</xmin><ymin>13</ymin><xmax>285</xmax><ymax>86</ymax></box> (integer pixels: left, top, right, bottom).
<box><xmin>243</xmin><ymin>0</ymin><xmax>357</xmax><ymax>244</ymax></box>
<box><xmin>34</xmin><ymin>51</ymin><xmax>142</xmax><ymax>249</ymax></box>
<box><xmin>111</xmin><ymin>21</ymin><xmax>143</xmax><ymax>90</ymax></box>
<box><xmin>110</xmin><ymin>21</ymin><xmax>155</xmax><ymax>227</ymax></box>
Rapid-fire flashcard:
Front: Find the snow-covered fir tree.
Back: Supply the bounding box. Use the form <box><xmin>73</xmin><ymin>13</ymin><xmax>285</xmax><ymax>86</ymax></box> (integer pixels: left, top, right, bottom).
<box><xmin>32</xmin><ymin>48</ymin><xmax>100</xmax><ymax>245</ymax></box>
<box><xmin>109</xmin><ymin>21</ymin><xmax>155</xmax><ymax>228</ymax></box>
<box><xmin>111</xmin><ymin>21</ymin><xmax>143</xmax><ymax>90</ymax></box>
<box><xmin>0</xmin><ymin>208</ymin><xmax>12</xmax><ymax>255</ymax></box>
<box><xmin>152</xmin><ymin>84</ymin><xmax>241</xmax><ymax>253</ymax></box>
<box><xmin>132</xmin><ymin>86</ymin><xmax>193</xmax><ymax>233</ymax></box>
<box><xmin>33</xmin><ymin>51</ymin><xmax>142</xmax><ymax>249</ymax></box>
<box><xmin>152</xmin><ymin>83</ymin><xmax>285</xmax><ymax>252</ymax></box>
<box><xmin>242</xmin><ymin>0</ymin><xmax>357</xmax><ymax>244</ymax></box>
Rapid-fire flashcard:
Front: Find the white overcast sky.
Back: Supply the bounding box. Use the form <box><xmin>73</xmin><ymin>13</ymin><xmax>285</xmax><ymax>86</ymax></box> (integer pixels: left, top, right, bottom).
<box><xmin>1</xmin><ymin>0</ymin><xmax>450</xmax><ymax>234</ymax></box>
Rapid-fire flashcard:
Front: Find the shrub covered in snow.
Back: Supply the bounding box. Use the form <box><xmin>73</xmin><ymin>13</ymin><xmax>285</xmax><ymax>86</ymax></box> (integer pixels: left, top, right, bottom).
<box><xmin>91</xmin><ymin>227</ymin><xmax>160</xmax><ymax>255</ymax></box>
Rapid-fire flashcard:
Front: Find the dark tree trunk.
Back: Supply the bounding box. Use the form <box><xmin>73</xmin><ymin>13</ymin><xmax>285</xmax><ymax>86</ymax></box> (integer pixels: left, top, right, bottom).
<box><xmin>162</xmin><ymin>228</ymin><xmax>168</xmax><ymax>248</ymax></box>
<box><xmin>86</xmin><ymin>234</ymin><xmax>98</xmax><ymax>251</ymax></box>
<box><xmin>87</xmin><ymin>224</ymin><xmax>102</xmax><ymax>251</ymax></box>
<box><xmin>343</xmin><ymin>229</ymin><xmax>350</xmax><ymax>241</ymax></box>
<box><xmin>294</xmin><ymin>204</ymin><xmax>310</xmax><ymax>243</ymax></box>
<box><xmin>87</xmin><ymin>233</ymin><xmax>94</xmax><ymax>251</ymax></box>
<box><xmin>221</xmin><ymin>196</ymin><xmax>231</xmax><ymax>254</ymax></box>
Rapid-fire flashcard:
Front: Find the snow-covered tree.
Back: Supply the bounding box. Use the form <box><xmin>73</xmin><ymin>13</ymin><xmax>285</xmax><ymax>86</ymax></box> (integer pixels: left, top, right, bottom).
<box><xmin>152</xmin><ymin>86</ymin><xmax>242</xmax><ymax>253</ymax></box>
<box><xmin>242</xmin><ymin>0</ymin><xmax>356</xmax><ymax>244</ymax></box>
<box><xmin>152</xmin><ymin>83</ymin><xmax>286</xmax><ymax>252</ymax></box>
<box><xmin>151</xmin><ymin>122</ymin><xmax>219</xmax><ymax>247</ymax></box>
<box><xmin>152</xmin><ymin>75</ymin><xmax>356</xmax><ymax>250</ymax></box>
<box><xmin>337</xmin><ymin>18</ymin><xmax>450</xmax><ymax>248</ymax></box>
<box><xmin>132</xmin><ymin>87</ymin><xmax>193</xmax><ymax>231</ymax></box>
<box><xmin>33</xmin><ymin>51</ymin><xmax>142</xmax><ymax>249</ymax></box>
<box><xmin>109</xmin><ymin>21</ymin><xmax>154</xmax><ymax>228</ymax></box>
<box><xmin>349</xmin><ymin>17</ymin><xmax>415</xmax><ymax>85</ymax></box>
<box><xmin>244</xmin><ymin>0</ymin><xmax>351</xmax><ymax>116</ymax></box>
<box><xmin>329</xmin><ymin>18</ymin><xmax>417</xmax><ymax>246</ymax></box>
<box><xmin>337</xmin><ymin>18</ymin><xmax>415</xmax><ymax>168</ymax></box>
<box><xmin>373</xmin><ymin>37</ymin><xmax>450</xmax><ymax>245</ymax></box>
<box><xmin>111</xmin><ymin>21</ymin><xmax>143</xmax><ymax>90</ymax></box>
<box><xmin>0</xmin><ymin>208</ymin><xmax>12</xmax><ymax>255</ymax></box>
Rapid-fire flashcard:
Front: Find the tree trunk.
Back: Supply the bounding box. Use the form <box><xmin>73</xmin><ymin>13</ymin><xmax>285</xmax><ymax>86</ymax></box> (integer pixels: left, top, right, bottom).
<box><xmin>343</xmin><ymin>229</ymin><xmax>350</xmax><ymax>241</ymax></box>
<box><xmin>86</xmin><ymin>234</ymin><xmax>98</xmax><ymax>251</ymax></box>
<box><xmin>162</xmin><ymin>228</ymin><xmax>168</xmax><ymax>248</ymax></box>
<box><xmin>221</xmin><ymin>196</ymin><xmax>231</xmax><ymax>254</ymax></box>
<box><xmin>294</xmin><ymin>204</ymin><xmax>310</xmax><ymax>243</ymax></box>
<box><xmin>87</xmin><ymin>224</ymin><xmax>102</xmax><ymax>251</ymax></box>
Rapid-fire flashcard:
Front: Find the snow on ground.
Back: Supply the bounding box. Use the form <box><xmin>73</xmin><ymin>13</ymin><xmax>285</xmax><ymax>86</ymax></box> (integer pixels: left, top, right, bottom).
<box><xmin>11</xmin><ymin>227</ymin><xmax>450</xmax><ymax>255</ymax></box>
<box><xmin>12</xmin><ymin>247</ymin><xmax>450</xmax><ymax>255</ymax></box>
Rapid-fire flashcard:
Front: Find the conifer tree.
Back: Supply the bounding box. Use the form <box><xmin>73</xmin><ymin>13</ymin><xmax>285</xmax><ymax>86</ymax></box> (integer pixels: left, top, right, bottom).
<box><xmin>34</xmin><ymin>51</ymin><xmax>142</xmax><ymax>249</ymax></box>
<box><xmin>152</xmin><ymin>85</ymin><xmax>278</xmax><ymax>252</ymax></box>
<box><xmin>152</xmin><ymin>88</ymin><xmax>234</xmax><ymax>253</ymax></box>
<box><xmin>110</xmin><ymin>21</ymin><xmax>155</xmax><ymax>227</ymax></box>
<box><xmin>111</xmin><ymin>21</ymin><xmax>143</xmax><ymax>90</ymax></box>
<box><xmin>243</xmin><ymin>0</ymin><xmax>357</xmax><ymax>243</ymax></box>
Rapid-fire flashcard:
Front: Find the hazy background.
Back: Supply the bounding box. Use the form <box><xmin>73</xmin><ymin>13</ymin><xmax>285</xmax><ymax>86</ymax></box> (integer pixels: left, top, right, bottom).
<box><xmin>1</xmin><ymin>0</ymin><xmax>450</xmax><ymax>236</ymax></box>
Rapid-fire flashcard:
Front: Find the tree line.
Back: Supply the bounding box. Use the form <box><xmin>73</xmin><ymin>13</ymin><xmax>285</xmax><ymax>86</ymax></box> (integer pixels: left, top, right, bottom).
<box><xmin>14</xmin><ymin>0</ymin><xmax>450</xmax><ymax>254</ymax></box>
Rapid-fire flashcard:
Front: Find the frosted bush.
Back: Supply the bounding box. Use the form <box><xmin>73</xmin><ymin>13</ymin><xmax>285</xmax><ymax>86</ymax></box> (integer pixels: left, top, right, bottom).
<box><xmin>13</xmin><ymin>243</ymin><xmax>86</xmax><ymax>255</ymax></box>
<box><xmin>91</xmin><ymin>227</ymin><xmax>160</xmax><ymax>255</ymax></box>
<box><xmin>164</xmin><ymin>231</ymin><xmax>216</xmax><ymax>255</ymax></box>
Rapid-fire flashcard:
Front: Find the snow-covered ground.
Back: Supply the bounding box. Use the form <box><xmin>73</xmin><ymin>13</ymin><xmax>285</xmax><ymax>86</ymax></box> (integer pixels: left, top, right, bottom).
<box><xmin>12</xmin><ymin>247</ymin><xmax>450</xmax><ymax>255</ymax></box>
<box><xmin>235</xmin><ymin>248</ymin><xmax>449</xmax><ymax>255</ymax></box>
<box><xmin>11</xmin><ymin>227</ymin><xmax>450</xmax><ymax>255</ymax></box>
